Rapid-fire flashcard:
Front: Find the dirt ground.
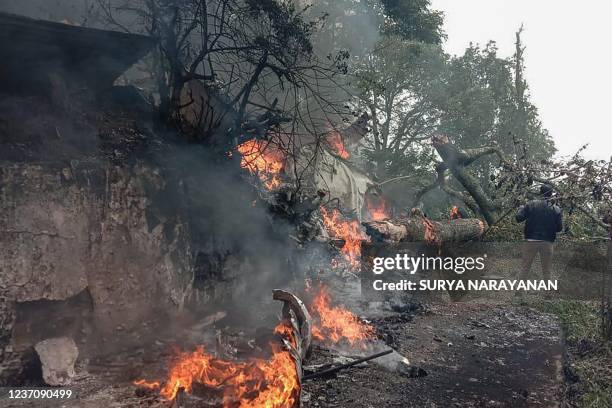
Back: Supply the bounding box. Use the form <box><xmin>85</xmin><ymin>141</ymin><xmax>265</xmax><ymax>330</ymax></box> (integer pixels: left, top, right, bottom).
<box><xmin>0</xmin><ymin>294</ymin><xmax>565</xmax><ymax>408</ymax></box>
<box><xmin>303</xmin><ymin>299</ymin><xmax>564</xmax><ymax>408</ymax></box>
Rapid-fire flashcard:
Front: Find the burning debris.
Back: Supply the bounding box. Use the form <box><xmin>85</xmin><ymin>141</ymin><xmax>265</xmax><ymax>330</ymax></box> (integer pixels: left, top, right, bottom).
<box><xmin>237</xmin><ymin>139</ymin><xmax>286</xmax><ymax>190</ymax></box>
<box><xmin>365</xmin><ymin>194</ymin><xmax>390</xmax><ymax>221</ymax></box>
<box><xmin>132</xmin><ymin>287</ymin><xmax>402</xmax><ymax>407</ymax></box>
<box><xmin>134</xmin><ymin>290</ymin><xmax>308</xmax><ymax>407</ymax></box>
<box><xmin>309</xmin><ymin>285</ymin><xmax>375</xmax><ymax>348</ymax></box>
<box><xmin>320</xmin><ymin>207</ymin><xmax>370</xmax><ymax>270</ymax></box>
<box><xmin>325</xmin><ymin>130</ymin><xmax>350</xmax><ymax>160</ymax></box>
<box><xmin>148</xmin><ymin>328</ymin><xmax>300</xmax><ymax>406</ymax></box>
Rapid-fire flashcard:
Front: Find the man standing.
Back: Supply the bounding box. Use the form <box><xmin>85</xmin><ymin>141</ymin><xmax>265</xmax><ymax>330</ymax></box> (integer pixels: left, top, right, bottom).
<box><xmin>516</xmin><ymin>184</ymin><xmax>563</xmax><ymax>280</ymax></box>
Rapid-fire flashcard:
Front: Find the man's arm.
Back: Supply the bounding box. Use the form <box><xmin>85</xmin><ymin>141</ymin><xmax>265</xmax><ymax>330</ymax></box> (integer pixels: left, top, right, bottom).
<box><xmin>555</xmin><ymin>207</ymin><xmax>563</xmax><ymax>232</ymax></box>
<box><xmin>516</xmin><ymin>204</ymin><xmax>528</xmax><ymax>223</ymax></box>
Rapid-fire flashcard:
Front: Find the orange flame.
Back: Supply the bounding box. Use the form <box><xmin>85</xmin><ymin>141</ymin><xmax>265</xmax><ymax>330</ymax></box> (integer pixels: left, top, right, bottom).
<box><xmin>365</xmin><ymin>195</ymin><xmax>390</xmax><ymax>221</ymax></box>
<box><xmin>422</xmin><ymin>218</ymin><xmax>440</xmax><ymax>246</ymax></box>
<box><xmin>237</xmin><ymin>139</ymin><xmax>285</xmax><ymax>190</ymax></box>
<box><xmin>133</xmin><ymin>379</ymin><xmax>160</xmax><ymax>389</ymax></box>
<box><xmin>309</xmin><ymin>285</ymin><xmax>375</xmax><ymax>347</ymax></box>
<box><xmin>450</xmin><ymin>206</ymin><xmax>461</xmax><ymax>220</ymax></box>
<box><xmin>326</xmin><ymin>131</ymin><xmax>350</xmax><ymax>159</ymax></box>
<box><xmin>320</xmin><ymin>207</ymin><xmax>368</xmax><ymax>270</ymax></box>
<box><xmin>134</xmin><ymin>322</ymin><xmax>300</xmax><ymax>407</ymax></box>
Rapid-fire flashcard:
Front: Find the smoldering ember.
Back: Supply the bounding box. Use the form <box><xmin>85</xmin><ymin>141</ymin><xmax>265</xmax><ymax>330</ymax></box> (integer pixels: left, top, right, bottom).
<box><xmin>0</xmin><ymin>2</ymin><xmax>611</xmax><ymax>408</ymax></box>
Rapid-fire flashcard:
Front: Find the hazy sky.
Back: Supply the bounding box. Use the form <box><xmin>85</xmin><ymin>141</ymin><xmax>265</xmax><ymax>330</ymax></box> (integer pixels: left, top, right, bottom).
<box><xmin>430</xmin><ymin>0</ymin><xmax>611</xmax><ymax>160</ymax></box>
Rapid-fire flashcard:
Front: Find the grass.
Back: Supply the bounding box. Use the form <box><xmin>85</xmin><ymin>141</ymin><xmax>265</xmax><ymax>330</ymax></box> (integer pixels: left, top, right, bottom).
<box><xmin>533</xmin><ymin>299</ymin><xmax>601</xmax><ymax>342</ymax></box>
<box><xmin>517</xmin><ymin>297</ymin><xmax>612</xmax><ymax>408</ymax></box>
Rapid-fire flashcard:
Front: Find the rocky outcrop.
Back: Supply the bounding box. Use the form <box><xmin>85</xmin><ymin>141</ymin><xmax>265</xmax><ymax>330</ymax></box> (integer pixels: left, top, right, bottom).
<box><xmin>0</xmin><ymin>161</ymin><xmax>193</xmax><ymax>328</ymax></box>
<box><xmin>0</xmin><ymin>158</ymin><xmax>194</xmax><ymax>385</ymax></box>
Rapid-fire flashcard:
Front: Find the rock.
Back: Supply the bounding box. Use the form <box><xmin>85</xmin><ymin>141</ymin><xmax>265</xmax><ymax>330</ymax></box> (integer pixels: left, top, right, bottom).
<box><xmin>34</xmin><ymin>337</ymin><xmax>78</xmax><ymax>386</ymax></box>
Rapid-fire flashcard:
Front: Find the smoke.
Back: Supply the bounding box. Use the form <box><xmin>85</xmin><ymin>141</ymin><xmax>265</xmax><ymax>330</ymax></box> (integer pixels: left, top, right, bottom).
<box><xmin>146</xmin><ymin>142</ymin><xmax>307</xmax><ymax>323</ymax></box>
<box><xmin>0</xmin><ymin>0</ymin><xmax>93</xmax><ymax>24</ymax></box>
<box><xmin>0</xmin><ymin>0</ymin><xmax>388</xmax><ymax>322</ymax></box>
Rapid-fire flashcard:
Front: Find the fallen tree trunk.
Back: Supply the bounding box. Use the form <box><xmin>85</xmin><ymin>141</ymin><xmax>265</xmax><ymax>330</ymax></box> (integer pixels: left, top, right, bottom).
<box><xmin>364</xmin><ymin>216</ymin><xmax>485</xmax><ymax>245</ymax></box>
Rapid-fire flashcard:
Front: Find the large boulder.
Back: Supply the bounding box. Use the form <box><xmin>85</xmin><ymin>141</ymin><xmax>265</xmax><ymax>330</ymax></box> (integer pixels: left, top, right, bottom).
<box><xmin>34</xmin><ymin>337</ymin><xmax>78</xmax><ymax>386</ymax></box>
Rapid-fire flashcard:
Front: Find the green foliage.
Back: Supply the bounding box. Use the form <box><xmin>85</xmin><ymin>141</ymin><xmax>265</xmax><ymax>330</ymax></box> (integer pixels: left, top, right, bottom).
<box><xmin>439</xmin><ymin>42</ymin><xmax>556</xmax><ymax>185</ymax></box>
<box><xmin>353</xmin><ymin>38</ymin><xmax>446</xmax><ymax>180</ymax></box>
<box><xmin>305</xmin><ymin>0</ymin><xmax>444</xmax><ymax>59</ymax></box>
<box><xmin>483</xmin><ymin>214</ymin><xmax>524</xmax><ymax>241</ymax></box>
<box><xmin>353</xmin><ymin>31</ymin><xmax>564</xmax><ymax>223</ymax></box>
<box><xmin>245</xmin><ymin>0</ymin><xmax>316</xmax><ymax>58</ymax></box>
<box><xmin>582</xmin><ymin>375</ymin><xmax>612</xmax><ymax>408</ymax></box>
<box><xmin>535</xmin><ymin>299</ymin><xmax>600</xmax><ymax>342</ymax></box>
<box><xmin>378</xmin><ymin>0</ymin><xmax>445</xmax><ymax>44</ymax></box>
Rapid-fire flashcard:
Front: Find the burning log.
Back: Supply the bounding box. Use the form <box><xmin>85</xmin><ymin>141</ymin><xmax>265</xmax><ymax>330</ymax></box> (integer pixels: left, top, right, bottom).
<box><xmin>364</xmin><ymin>215</ymin><xmax>485</xmax><ymax>245</ymax></box>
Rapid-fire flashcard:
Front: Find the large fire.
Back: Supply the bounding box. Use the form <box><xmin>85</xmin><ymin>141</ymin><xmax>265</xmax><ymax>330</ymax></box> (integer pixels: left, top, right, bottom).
<box><xmin>237</xmin><ymin>139</ymin><xmax>285</xmax><ymax>190</ymax></box>
<box><xmin>320</xmin><ymin>207</ymin><xmax>368</xmax><ymax>270</ymax></box>
<box><xmin>365</xmin><ymin>195</ymin><xmax>390</xmax><ymax>221</ymax></box>
<box><xmin>309</xmin><ymin>285</ymin><xmax>375</xmax><ymax>347</ymax></box>
<box><xmin>325</xmin><ymin>131</ymin><xmax>350</xmax><ymax>159</ymax></box>
<box><xmin>134</xmin><ymin>322</ymin><xmax>300</xmax><ymax>407</ymax></box>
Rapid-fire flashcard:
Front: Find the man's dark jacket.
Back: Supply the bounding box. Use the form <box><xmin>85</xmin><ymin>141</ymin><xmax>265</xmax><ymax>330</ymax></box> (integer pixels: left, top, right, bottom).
<box><xmin>516</xmin><ymin>199</ymin><xmax>563</xmax><ymax>242</ymax></box>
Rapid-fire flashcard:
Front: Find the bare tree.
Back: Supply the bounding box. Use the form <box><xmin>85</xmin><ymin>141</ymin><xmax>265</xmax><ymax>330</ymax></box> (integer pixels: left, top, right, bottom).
<box><xmin>95</xmin><ymin>0</ymin><xmax>352</xmax><ymax>149</ymax></box>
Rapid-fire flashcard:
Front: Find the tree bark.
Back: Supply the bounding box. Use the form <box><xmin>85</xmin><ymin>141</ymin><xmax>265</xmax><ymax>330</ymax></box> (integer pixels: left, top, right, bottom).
<box><xmin>431</xmin><ymin>135</ymin><xmax>501</xmax><ymax>225</ymax></box>
<box><xmin>364</xmin><ymin>216</ymin><xmax>485</xmax><ymax>245</ymax></box>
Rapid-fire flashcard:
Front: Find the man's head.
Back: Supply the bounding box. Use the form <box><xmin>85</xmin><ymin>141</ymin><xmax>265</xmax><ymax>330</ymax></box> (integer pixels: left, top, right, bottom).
<box><xmin>540</xmin><ymin>184</ymin><xmax>553</xmax><ymax>199</ymax></box>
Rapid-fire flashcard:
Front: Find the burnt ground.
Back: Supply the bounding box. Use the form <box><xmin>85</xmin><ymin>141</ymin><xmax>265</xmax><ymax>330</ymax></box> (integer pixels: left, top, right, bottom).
<box><xmin>302</xmin><ymin>300</ymin><xmax>563</xmax><ymax>408</ymax></box>
<box><xmin>0</xmin><ymin>298</ymin><xmax>564</xmax><ymax>408</ymax></box>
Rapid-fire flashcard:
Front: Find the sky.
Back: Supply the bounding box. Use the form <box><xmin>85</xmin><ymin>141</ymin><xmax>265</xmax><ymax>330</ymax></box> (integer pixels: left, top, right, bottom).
<box><xmin>430</xmin><ymin>0</ymin><xmax>611</xmax><ymax>160</ymax></box>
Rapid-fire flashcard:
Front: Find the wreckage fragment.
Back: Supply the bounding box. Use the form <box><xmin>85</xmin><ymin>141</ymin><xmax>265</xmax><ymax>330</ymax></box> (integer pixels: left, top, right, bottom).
<box><xmin>0</xmin><ymin>12</ymin><xmax>154</xmax><ymax>93</ymax></box>
<box><xmin>302</xmin><ymin>349</ymin><xmax>393</xmax><ymax>380</ymax></box>
<box><xmin>273</xmin><ymin>289</ymin><xmax>312</xmax><ymax>361</ymax></box>
<box><xmin>133</xmin><ymin>290</ymin><xmax>311</xmax><ymax>407</ymax></box>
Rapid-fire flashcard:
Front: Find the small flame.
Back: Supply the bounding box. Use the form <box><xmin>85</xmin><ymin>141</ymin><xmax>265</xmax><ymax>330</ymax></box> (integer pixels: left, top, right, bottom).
<box><xmin>133</xmin><ymin>379</ymin><xmax>160</xmax><ymax>390</ymax></box>
<box><xmin>450</xmin><ymin>206</ymin><xmax>461</xmax><ymax>220</ymax></box>
<box><xmin>365</xmin><ymin>195</ymin><xmax>390</xmax><ymax>221</ymax></box>
<box><xmin>320</xmin><ymin>207</ymin><xmax>368</xmax><ymax>270</ymax></box>
<box><xmin>134</xmin><ymin>322</ymin><xmax>300</xmax><ymax>407</ymax></box>
<box><xmin>422</xmin><ymin>218</ymin><xmax>440</xmax><ymax>246</ymax></box>
<box><xmin>237</xmin><ymin>139</ymin><xmax>285</xmax><ymax>190</ymax></box>
<box><xmin>309</xmin><ymin>285</ymin><xmax>375</xmax><ymax>347</ymax></box>
<box><xmin>326</xmin><ymin>131</ymin><xmax>350</xmax><ymax>159</ymax></box>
